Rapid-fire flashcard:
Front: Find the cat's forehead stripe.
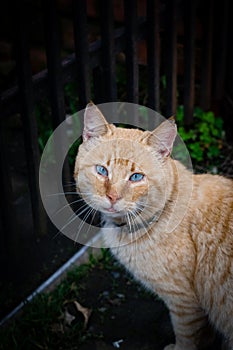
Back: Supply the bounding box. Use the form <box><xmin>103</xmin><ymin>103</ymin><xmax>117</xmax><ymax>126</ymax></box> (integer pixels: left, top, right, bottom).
<box><xmin>115</xmin><ymin>158</ymin><xmax>129</xmax><ymax>166</ymax></box>
<box><xmin>131</xmin><ymin>163</ymin><xmax>136</xmax><ymax>172</ymax></box>
<box><xmin>106</xmin><ymin>158</ymin><xmax>136</xmax><ymax>170</ymax></box>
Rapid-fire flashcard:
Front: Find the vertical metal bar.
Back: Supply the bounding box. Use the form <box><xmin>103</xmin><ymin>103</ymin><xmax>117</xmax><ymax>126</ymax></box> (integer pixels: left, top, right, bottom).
<box><xmin>124</xmin><ymin>0</ymin><xmax>139</xmax><ymax>104</ymax></box>
<box><xmin>0</xmin><ymin>120</ymin><xmax>16</xmax><ymax>252</ymax></box>
<box><xmin>14</xmin><ymin>2</ymin><xmax>46</xmax><ymax>236</ymax></box>
<box><xmin>165</xmin><ymin>0</ymin><xmax>178</xmax><ymax>117</ymax></box>
<box><xmin>224</xmin><ymin>0</ymin><xmax>233</xmax><ymax>142</ymax></box>
<box><xmin>212</xmin><ymin>0</ymin><xmax>229</xmax><ymax>101</ymax></box>
<box><xmin>44</xmin><ymin>0</ymin><xmax>70</xmax><ymax>183</ymax></box>
<box><xmin>93</xmin><ymin>67</ymin><xmax>104</xmax><ymax>104</ymax></box>
<box><xmin>100</xmin><ymin>0</ymin><xmax>117</xmax><ymax>102</ymax></box>
<box><xmin>183</xmin><ymin>0</ymin><xmax>197</xmax><ymax>125</ymax></box>
<box><xmin>44</xmin><ymin>0</ymin><xmax>66</xmax><ymax>129</ymax></box>
<box><xmin>147</xmin><ymin>0</ymin><xmax>160</xmax><ymax>112</ymax></box>
<box><xmin>226</xmin><ymin>0</ymin><xmax>233</xmax><ymax>96</ymax></box>
<box><xmin>73</xmin><ymin>0</ymin><xmax>91</xmax><ymax>109</ymax></box>
<box><xmin>200</xmin><ymin>0</ymin><xmax>214</xmax><ymax>110</ymax></box>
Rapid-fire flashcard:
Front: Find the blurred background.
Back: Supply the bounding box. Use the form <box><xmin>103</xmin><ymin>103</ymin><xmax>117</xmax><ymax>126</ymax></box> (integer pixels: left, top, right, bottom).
<box><xmin>1</xmin><ymin>0</ymin><xmax>233</xmax><ymax>323</ymax></box>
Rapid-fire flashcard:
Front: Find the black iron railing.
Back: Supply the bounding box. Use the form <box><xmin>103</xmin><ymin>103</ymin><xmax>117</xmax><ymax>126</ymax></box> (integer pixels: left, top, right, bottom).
<box><xmin>0</xmin><ymin>0</ymin><xmax>232</xmax><ymax>248</ymax></box>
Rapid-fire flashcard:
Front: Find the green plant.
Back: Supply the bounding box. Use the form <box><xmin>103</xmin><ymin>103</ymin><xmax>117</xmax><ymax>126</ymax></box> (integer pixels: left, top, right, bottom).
<box><xmin>176</xmin><ymin>106</ymin><xmax>225</xmax><ymax>164</ymax></box>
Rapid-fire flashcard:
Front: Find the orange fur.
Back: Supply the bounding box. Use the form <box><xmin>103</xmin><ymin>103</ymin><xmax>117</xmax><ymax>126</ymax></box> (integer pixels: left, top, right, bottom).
<box><xmin>74</xmin><ymin>103</ymin><xmax>233</xmax><ymax>350</ymax></box>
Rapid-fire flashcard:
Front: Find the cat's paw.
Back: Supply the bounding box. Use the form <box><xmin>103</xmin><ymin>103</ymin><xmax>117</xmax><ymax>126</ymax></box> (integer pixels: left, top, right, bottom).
<box><xmin>164</xmin><ymin>345</ymin><xmax>175</xmax><ymax>350</ymax></box>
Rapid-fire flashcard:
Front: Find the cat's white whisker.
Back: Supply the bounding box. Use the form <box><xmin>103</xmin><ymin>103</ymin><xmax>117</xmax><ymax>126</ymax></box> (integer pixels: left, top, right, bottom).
<box><xmin>53</xmin><ymin>198</ymin><xmax>86</xmax><ymax>217</ymax></box>
<box><xmin>137</xmin><ymin>201</ymin><xmax>158</xmax><ymax>211</ymax></box>
<box><xmin>59</xmin><ymin>201</ymin><xmax>93</xmax><ymax>233</ymax></box>
<box><xmin>76</xmin><ymin>190</ymin><xmax>93</xmax><ymax>196</ymax></box>
<box><xmin>53</xmin><ymin>205</ymin><xmax>88</xmax><ymax>240</ymax></box>
<box><xmin>74</xmin><ymin>210</ymin><xmax>92</xmax><ymax>243</ymax></box>
<box><xmin>137</xmin><ymin>200</ymin><xmax>149</xmax><ymax>207</ymax></box>
<box><xmin>47</xmin><ymin>191</ymin><xmax>79</xmax><ymax>197</ymax></box>
<box><xmin>63</xmin><ymin>182</ymin><xmax>77</xmax><ymax>188</ymax></box>
<box><xmin>136</xmin><ymin>201</ymin><xmax>160</xmax><ymax>216</ymax></box>
<box><xmin>127</xmin><ymin>210</ymin><xmax>141</xmax><ymax>270</ymax></box>
<box><xmin>132</xmin><ymin>208</ymin><xmax>153</xmax><ymax>242</ymax></box>
<box><xmin>126</xmin><ymin>212</ymin><xmax>134</xmax><ymax>245</ymax></box>
<box><xmin>74</xmin><ymin>206</ymin><xmax>97</xmax><ymax>244</ymax></box>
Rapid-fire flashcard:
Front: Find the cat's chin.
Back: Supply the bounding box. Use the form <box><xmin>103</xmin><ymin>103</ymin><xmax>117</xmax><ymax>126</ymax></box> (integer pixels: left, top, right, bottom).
<box><xmin>102</xmin><ymin>209</ymin><xmax>125</xmax><ymax>219</ymax></box>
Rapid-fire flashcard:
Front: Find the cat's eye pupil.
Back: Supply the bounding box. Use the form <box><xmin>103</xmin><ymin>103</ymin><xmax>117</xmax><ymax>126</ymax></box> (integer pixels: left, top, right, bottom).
<box><xmin>129</xmin><ymin>173</ymin><xmax>144</xmax><ymax>182</ymax></box>
<box><xmin>96</xmin><ymin>165</ymin><xmax>108</xmax><ymax>177</ymax></box>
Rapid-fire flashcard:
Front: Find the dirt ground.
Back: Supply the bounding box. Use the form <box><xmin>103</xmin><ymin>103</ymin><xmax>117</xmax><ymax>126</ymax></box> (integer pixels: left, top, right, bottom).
<box><xmin>74</xmin><ymin>257</ymin><xmax>175</xmax><ymax>350</ymax></box>
<box><xmin>0</xmin><ymin>250</ymin><xmax>224</xmax><ymax>350</ymax></box>
<box><xmin>59</xmin><ymin>254</ymin><xmax>223</xmax><ymax>350</ymax></box>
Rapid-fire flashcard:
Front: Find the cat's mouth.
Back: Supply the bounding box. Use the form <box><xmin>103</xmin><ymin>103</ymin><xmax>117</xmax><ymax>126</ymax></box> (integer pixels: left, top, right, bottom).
<box><xmin>102</xmin><ymin>206</ymin><xmax>125</xmax><ymax>218</ymax></box>
<box><xmin>106</xmin><ymin>207</ymin><xmax>117</xmax><ymax>213</ymax></box>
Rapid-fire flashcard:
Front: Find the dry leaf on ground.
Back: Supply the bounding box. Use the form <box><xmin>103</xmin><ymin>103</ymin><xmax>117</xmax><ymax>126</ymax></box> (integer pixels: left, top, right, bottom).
<box><xmin>73</xmin><ymin>300</ymin><xmax>92</xmax><ymax>328</ymax></box>
<box><xmin>63</xmin><ymin>309</ymin><xmax>76</xmax><ymax>326</ymax></box>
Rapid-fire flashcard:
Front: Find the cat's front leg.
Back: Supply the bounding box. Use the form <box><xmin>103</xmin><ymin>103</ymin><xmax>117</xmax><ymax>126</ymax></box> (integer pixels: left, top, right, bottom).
<box><xmin>164</xmin><ymin>343</ymin><xmax>197</xmax><ymax>350</ymax></box>
<box><xmin>164</xmin><ymin>345</ymin><xmax>176</xmax><ymax>350</ymax></box>
<box><xmin>164</xmin><ymin>305</ymin><xmax>215</xmax><ymax>350</ymax></box>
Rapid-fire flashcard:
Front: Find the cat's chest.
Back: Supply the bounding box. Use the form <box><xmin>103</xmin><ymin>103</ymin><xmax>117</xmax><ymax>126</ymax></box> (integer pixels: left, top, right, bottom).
<box><xmin>108</xmin><ymin>230</ymin><xmax>194</xmax><ymax>293</ymax></box>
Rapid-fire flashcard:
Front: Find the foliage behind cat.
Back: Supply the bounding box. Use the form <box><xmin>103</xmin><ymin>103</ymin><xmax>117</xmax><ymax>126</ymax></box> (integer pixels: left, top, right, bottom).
<box><xmin>74</xmin><ymin>103</ymin><xmax>233</xmax><ymax>350</ymax></box>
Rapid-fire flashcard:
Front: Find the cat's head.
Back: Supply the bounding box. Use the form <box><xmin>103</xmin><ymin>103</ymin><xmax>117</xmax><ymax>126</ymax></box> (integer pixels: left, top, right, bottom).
<box><xmin>74</xmin><ymin>102</ymin><xmax>177</xmax><ymax>223</ymax></box>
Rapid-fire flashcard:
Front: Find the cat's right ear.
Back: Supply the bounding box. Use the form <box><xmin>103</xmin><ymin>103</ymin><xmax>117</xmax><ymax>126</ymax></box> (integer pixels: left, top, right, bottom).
<box><xmin>83</xmin><ymin>102</ymin><xmax>109</xmax><ymax>142</ymax></box>
<box><xmin>146</xmin><ymin>117</ymin><xmax>177</xmax><ymax>157</ymax></box>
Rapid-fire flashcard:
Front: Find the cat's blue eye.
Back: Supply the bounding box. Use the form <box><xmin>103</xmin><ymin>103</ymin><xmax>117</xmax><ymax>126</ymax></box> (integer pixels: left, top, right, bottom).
<box><xmin>96</xmin><ymin>165</ymin><xmax>108</xmax><ymax>177</ymax></box>
<box><xmin>129</xmin><ymin>173</ymin><xmax>144</xmax><ymax>182</ymax></box>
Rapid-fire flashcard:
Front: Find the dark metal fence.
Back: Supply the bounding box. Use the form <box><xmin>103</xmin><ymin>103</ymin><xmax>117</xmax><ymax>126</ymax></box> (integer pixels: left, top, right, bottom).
<box><xmin>0</xmin><ymin>0</ymin><xmax>232</xmax><ymax>250</ymax></box>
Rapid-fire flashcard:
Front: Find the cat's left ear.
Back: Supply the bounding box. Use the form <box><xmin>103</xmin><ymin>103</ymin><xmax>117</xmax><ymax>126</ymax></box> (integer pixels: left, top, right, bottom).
<box><xmin>83</xmin><ymin>102</ymin><xmax>109</xmax><ymax>141</ymax></box>
<box><xmin>146</xmin><ymin>117</ymin><xmax>177</xmax><ymax>157</ymax></box>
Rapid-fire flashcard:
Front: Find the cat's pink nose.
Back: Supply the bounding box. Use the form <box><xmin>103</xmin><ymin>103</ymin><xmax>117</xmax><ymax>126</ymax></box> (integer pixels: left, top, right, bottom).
<box><xmin>106</xmin><ymin>191</ymin><xmax>121</xmax><ymax>204</ymax></box>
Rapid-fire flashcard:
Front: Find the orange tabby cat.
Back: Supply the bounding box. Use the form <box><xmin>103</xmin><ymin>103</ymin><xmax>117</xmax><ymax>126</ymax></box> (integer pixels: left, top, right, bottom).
<box><xmin>74</xmin><ymin>103</ymin><xmax>233</xmax><ymax>350</ymax></box>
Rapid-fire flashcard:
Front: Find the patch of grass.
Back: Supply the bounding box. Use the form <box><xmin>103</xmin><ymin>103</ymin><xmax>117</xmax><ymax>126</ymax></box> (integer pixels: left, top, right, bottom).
<box><xmin>1</xmin><ymin>249</ymin><xmax>150</xmax><ymax>350</ymax></box>
<box><xmin>0</xmin><ymin>251</ymin><xmax>105</xmax><ymax>350</ymax></box>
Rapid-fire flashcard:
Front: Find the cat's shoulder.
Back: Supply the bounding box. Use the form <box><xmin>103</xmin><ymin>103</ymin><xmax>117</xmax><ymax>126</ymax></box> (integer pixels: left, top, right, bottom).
<box><xmin>193</xmin><ymin>172</ymin><xmax>233</xmax><ymax>201</ymax></box>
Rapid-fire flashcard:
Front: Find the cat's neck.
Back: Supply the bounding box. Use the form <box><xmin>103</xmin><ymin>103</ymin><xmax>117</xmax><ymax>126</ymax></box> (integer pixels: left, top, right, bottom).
<box><xmin>102</xmin><ymin>207</ymin><xmax>161</xmax><ymax>230</ymax></box>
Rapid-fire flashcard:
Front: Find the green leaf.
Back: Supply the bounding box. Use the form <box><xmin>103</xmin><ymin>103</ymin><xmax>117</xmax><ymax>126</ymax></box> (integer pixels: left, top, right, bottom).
<box><xmin>188</xmin><ymin>143</ymin><xmax>204</xmax><ymax>161</ymax></box>
<box><xmin>203</xmin><ymin>111</ymin><xmax>215</xmax><ymax>123</ymax></box>
<box><xmin>176</xmin><ymin>105</ymin><xmax>184</xmax><ymax>123</ymax></box>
